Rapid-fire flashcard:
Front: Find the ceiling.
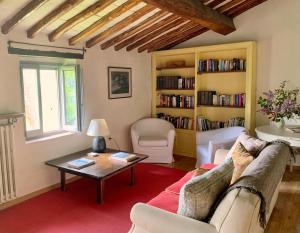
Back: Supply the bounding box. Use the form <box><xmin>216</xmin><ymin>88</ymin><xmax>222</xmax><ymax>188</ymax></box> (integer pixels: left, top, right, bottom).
<box><xmin>0</xmin><ymin>0</ymin><xmax>269</xmax><ymax>52</ymax></box>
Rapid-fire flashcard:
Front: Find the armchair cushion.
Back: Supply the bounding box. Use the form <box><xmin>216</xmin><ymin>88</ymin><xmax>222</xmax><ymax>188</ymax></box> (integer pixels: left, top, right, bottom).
<box><xmin>138</xmin><ymin>136</ymin><xmax>168</xmax><ymax>147</ymax></box>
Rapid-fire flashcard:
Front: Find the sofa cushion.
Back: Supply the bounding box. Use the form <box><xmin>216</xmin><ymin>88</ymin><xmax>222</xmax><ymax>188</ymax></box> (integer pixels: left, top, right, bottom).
<box><xmin>138</xmin><ymin>136</ymin><xmax>168</xmax><ymax>147</ymax></box>
<box><xmin>177</xmin><ymin>158</ymin><xmax>234</xmax><ymax>221</ymax></box>
<box><xmin>148</xmin><ymin>191</ymin><xmax>178</xmax><ymax>213</ymax></box>
<box><xmin>231</xmin><ymin>142</ymin><xmax>254</xmax><ymax>184</ymax></box>
<box><xmin>165</xmin><ymin>171</ymin><xmax>194</xmax><ymax>195</ymax></box>
<box><xmin>226</xmin><ymin>133</ymin><xmax>267</xmax><ymax>159</ymax></box>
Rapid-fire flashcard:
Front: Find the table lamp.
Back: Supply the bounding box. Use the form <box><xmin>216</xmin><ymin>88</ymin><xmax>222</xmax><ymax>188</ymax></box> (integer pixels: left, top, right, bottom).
<box><xmin>87</xmin><ymin>119</ymin><xmax>110</xmax><ymax>153</ymax></box>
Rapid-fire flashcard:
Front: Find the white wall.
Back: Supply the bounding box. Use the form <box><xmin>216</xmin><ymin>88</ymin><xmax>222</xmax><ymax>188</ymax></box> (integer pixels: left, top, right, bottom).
<box><xmin>0</xmin><ymin>32</ymin><xmax>151</xmax><ymax>197</ymax></box>
<box><xmin>175</xmin><ymin>0</ymin><xmax>300</xmax><ymax>126</ymax></box>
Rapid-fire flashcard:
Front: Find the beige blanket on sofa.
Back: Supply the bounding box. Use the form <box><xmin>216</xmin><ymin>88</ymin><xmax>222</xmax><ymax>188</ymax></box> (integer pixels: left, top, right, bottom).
<box><xmin>212</xmin><ymin>141</ymin><xmax>291</xmax><ymax>228</ymax></box>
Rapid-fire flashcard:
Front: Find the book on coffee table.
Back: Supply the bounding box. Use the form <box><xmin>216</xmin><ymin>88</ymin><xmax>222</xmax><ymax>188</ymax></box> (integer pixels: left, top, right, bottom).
<box><xmin>67</xmin><ymin>158</ymin><xmax>95</xmax><ymax>169</ymax></box>
<box><xmin>111</xmin><ymin>152</ymin><xmax>138</xmax><ymax>162</ymax></box>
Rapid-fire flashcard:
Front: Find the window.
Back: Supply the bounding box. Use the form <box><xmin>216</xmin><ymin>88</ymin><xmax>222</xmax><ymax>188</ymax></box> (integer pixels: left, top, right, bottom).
<box><xmin>20</xmin><ymin>62</ymin><xmax>82</xmax><ymax>139</ymax></box>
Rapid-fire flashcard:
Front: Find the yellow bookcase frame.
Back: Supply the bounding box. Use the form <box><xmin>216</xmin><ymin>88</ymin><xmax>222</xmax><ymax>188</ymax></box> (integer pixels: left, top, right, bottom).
<box><xmin>152</xmin><ymin>42</ymin><xmax>256</xmax><ymax>158</ymax></box>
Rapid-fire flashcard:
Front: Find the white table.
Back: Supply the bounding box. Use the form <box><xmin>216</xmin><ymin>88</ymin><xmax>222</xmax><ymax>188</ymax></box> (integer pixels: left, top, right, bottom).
<box><xmin>255</xmin><ymin>125</ymin><xmax>300</xmax><ymax>171</ymax></box>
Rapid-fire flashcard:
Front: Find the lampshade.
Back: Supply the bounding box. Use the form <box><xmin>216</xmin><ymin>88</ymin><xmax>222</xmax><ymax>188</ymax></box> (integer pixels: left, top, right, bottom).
<box><xmin>87</xmin><ymin>119</ymin><xmax>110</xmax><ymax>137</ymax></box>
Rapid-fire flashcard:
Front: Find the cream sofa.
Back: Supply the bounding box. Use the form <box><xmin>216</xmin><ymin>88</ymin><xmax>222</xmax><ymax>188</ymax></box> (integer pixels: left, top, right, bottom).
<box><xmin>129</xmin><ymin>145</ymin><xmax>286</xmax><ymax>233</ymax></box>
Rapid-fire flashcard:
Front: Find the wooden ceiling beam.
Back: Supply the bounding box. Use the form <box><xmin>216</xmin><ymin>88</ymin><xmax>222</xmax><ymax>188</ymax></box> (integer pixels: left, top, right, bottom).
<box><xmin>100</xmin><ymin>10</ymin><xmax>168</xmax><ymax>50</ymax></box>
<box><xmin>126</xmin><ymin>18</ymin><xmax>187</xmax><ymax>51</ymax></box>
<box><xmin>85</xmin><ymin>5</ymin><xmax>155</xmax><ymax>48</ymax></box>
<box><xmin>207</xmin><ymin>0</ymin><xmax>226</xmax><ymax>9</ymax></box>
<box><xmin>48</xmin><ymin>0</ymin><xmax>116</xmax><ymax>42</ymax></box>
<box><xmin>69</xmin><ymin>0</ymin><xmax>141</xmax><ymax>46</ymax></box>
<box><xmin>1</xmin><ymin>0</ymin><xmax>49</xmax><ymax>34</ymax></box>
<box><xmin>226</xmin><ymin>0</ymin><xmax>267</xmax><ymax>17</ymax></box>
<box><xmin>114</xmin><ymin>14</ymin><xmax>178</xmax><ymax>51</ymax></box>
<box><xmin>160</xmin><ymin>28</ymin><xmax>209</xmax><ymax>51</ymax></box>
<box><xmin>138</xmin><ymin>22</ymin><xmax>199</xmax><ymax>52</ymax></box>
<box><xmin>27</xmin><ymin>0</ymin><xmax>84</xmax><ymax>38</ymax></box>
<box><xmin>142</xmin><ymin>0</ymin><xmax>235</xmax><ymax>35</ymax></box>
<box><xmin>217</xmin><ymin>0</ymin><xmax>246</xmax><ymax>13</ymax></box>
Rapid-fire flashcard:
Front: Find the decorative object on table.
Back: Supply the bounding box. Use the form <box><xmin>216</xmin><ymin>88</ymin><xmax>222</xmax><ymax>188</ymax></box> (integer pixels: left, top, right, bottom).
<box><xmin>67</xmin><ymin>158</ymin><xmax>95</xmax><ymax>169</ymax></box>
<box><xmin>108</xmin><ymin>67</ymin><xmax>132</xmax><ymax>99</ymax></box>
<box><xmin>257</xmin><ymin>81</ymin><xmax>300</xmax><ymax>128</ymax></box>
<box><xmin>87</xmin><ymin>119</ymin><xmax>110</xmax><ymax>153</ymax></box>
<box><xmin>111</xmin><ymin>152</ymin><xmax>138</xmax><ymax>162</ymax></box>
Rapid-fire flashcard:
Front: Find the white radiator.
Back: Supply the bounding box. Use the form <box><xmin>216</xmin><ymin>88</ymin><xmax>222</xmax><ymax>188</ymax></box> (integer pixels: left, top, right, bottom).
<box><xmin>0</xmin><ymin>124</ymin><xmax>16</xmax><ymax>204</ymax></box>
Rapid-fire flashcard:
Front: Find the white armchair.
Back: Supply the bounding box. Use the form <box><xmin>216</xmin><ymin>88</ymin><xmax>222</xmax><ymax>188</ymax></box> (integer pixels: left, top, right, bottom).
<box><xmin>131</xmin><ymin>118</ymin><xmax>175</xmax><ymax>163</ymax></box>
<box><xmin>196</xmin><ymin>126</ymin><xmax>245</xmax><ymax>166</ymax></box>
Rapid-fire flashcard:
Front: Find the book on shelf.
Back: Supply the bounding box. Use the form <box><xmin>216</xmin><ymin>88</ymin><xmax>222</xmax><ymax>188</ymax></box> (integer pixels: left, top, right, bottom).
<box><xmin>197</xmin><ymin>116</ymin><xmax>245</xmax><ymax>131</ymax></box>
<box><xmin>285</xmin><ymin>126</ymin><xmax>300</xmax><ymax>133</ymax></box>
<box><xmin>157</xmin><ymin>94</ymin><xmax>194</xmax><ymax>108</ymax></box>
<box><xmin>111</xmin><ymin>152</ymin><xmax>138</xmax><ymax>162</ymax></box>
<box><xmin>198</xmin><ymin>58</ymin><xmax>246</xmax><ymax>72</ymax></box>
<box><xmin>157</xmin><ymin>113</ymin><xmax>194</xmax><ymax>130</ymax></box>
<box><xmin>157</xmin><ymin>76</ymin><xmax>195</xmax><ymax>89</ymax></box>
<box><xmin>67</xmin><ymin>158</ymin><xmax>95</xmax><ymax>169</ymax></box>
<box><xmin>197</xmin><ymin>91</ymin><xmax>246</xmax><ymax>107</ymax></box>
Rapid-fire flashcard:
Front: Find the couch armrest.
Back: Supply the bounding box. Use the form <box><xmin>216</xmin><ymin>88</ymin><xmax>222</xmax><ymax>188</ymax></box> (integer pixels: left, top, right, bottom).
<box><xmin>129</xmin><ymin>203</ymin><xmax>218</xmax><ymax>233</ymax></box>
<box><xmin>214</xmin><ymin>149</ymin><xmax>229</xmax><ymax>164</ymax></box>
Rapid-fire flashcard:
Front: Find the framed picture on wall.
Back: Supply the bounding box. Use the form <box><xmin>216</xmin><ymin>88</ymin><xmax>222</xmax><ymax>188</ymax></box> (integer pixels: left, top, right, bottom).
<box><xmin>108</xmin><ymin>67</ymin><xmax>132</xmax><ymax>99</ymax></box>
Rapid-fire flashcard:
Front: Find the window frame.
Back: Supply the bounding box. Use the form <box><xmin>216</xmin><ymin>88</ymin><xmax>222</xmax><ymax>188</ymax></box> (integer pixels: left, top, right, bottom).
<box><xmin>20</xmin><ymin>61</ymin><xmax>82</xmax><ymax>140</ymax></box>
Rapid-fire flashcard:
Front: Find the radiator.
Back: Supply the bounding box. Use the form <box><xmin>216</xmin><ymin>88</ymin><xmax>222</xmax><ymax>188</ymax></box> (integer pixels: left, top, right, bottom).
<box><xmin>0</xmin><ymin>124</ymin><xmax>16</xmax><ymax>204</ymax></box>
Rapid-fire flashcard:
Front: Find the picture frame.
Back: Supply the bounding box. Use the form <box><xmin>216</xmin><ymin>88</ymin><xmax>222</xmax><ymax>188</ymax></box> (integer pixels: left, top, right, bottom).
<box><xmin>108</xmin><ymin>67</ymin><xmax>132</xmax><ymax>99</ymax></box>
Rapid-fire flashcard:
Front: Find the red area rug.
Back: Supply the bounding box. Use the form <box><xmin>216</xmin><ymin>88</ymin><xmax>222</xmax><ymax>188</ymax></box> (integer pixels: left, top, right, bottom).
<box><xmin>0</xmin><ymin>164</ymin><xmax>185</xmax><ymax>233</ymax></box>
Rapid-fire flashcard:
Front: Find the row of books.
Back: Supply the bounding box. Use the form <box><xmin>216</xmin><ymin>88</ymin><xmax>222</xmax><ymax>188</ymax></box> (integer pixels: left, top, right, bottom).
<box><xmin>157</xmin><ymin>76</ymin><xmax>195</xmax><ymax>89</ymax></box>
<box><xmin>198</xmin><ymin>58</ymin><xmax>246</xmax><ymax>72</ymax></box>
<box><xmin>197</xmin><ymin>116</ymin><xmax>245</xmax><ymax>131</ymax></box>
<box><xmin>157</xmin><ymin>94</ymin><xmax>195</xmax><ymax>108</ymax></box>
<box><xmin>157</xmin><ymin>113</ymin><xmax>194</xmax><ymax>130</ymax></box>
<box><xmin>197</xmin><ymin>91</ymin><xmax>246</xmax><ymax>107</ymax></box>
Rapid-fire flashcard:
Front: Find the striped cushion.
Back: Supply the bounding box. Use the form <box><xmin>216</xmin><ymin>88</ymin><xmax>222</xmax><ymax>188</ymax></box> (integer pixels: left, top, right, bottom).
<box><xmin>177</xmin><ymin>158</ymin><xmax>234</xmax><ymax>221</ymax></box>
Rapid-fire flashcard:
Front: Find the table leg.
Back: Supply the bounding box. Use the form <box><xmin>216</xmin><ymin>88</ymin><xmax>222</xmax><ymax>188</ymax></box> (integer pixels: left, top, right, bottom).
<box><xmin>60</xmin><ymin>170</ymin><xmax>66</xmax><ymax>192</ymax></box>
<box><xmin>130</xmin><ymin>166</ymin><xmax>135</xmax><ymax>186</ymax></box>
<box><xmin>96</xmin><ymin>179</ymin><xmax>104</xmax><ymax>204</ymax></box>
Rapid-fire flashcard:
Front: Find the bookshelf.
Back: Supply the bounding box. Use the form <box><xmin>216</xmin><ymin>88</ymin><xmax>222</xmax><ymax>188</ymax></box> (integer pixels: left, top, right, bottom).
<box><xmin>152</xmin><ymin>42</ymin><xmax>256</xmax><ymax>158</ymax></box>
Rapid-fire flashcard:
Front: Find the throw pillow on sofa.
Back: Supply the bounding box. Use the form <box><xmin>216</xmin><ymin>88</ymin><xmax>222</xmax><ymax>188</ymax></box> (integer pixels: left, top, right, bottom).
<box><xmin>226</xmin><ymin>132</ymin><xmax>267</xmax><ymax>159</ymax></box>
<box><xmin>177</xmin><ymin>158</ymin><xmax>234</xmax><ymax>221</ymax></box>
<box><xmin>230</xmin><ymin>142</ymin><xmax>254</xmax><ymax>184</ymax></box>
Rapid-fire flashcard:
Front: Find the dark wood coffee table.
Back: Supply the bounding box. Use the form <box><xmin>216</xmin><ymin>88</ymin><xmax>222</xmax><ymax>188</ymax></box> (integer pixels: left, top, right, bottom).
<box><xmin>45</xmin><ymin>149</ymin><xmax>148</xmax><ymax>204</ymax></box>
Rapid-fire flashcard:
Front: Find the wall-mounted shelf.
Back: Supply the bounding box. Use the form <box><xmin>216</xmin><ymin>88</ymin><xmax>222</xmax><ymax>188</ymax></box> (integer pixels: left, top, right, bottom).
<box><xmin>157</xmin><ymin>88</ymin><xmax>195</xmax><ymax>91</ymax></box>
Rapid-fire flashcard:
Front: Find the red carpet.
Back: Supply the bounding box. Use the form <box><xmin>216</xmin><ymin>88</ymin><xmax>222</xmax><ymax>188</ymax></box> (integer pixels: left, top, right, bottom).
<box><xmin>0</xmin><ymin>164</ymin><xmax>185</xmax><ymax>233</ymax></box>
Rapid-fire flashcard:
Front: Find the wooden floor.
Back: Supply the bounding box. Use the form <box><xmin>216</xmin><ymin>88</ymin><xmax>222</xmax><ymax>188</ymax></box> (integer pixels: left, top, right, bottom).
<box><xmin>163</xmin><ymin>155</ymin><xmax>300</xmax><ymax>233</ymax></box>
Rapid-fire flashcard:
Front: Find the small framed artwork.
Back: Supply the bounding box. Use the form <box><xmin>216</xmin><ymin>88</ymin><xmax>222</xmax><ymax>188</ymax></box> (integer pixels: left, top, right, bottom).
<box><xmin>108</xmin><ymin>67</ymin><xmax>132</xmax><ymax>99</ymax></box>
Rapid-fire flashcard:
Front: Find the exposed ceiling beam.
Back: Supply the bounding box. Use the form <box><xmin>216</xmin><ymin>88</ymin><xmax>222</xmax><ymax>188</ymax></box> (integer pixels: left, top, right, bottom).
<box><xmin>27</xmin><ymin>0</ymin><xmax>84</xmax><ymax>38</ymax></box>
<box><xmin>85</xmin><ymin>5</ymin><xmax>155</xmax><ymax>48</ymax></box>
<box><xmin>160</xmin><ymin>28</ymin><xmax>209</xmax><ymax>51</ymax></box>
<box><xmin>142</xmin><ymin>0</ymin><xmax>236</xmax><ymax>35</ymax></box>
<box><xmin>69</xmin><ymin>0</ymin><xmax>141</xmax><ymax>46</ymax></box>
<box><xmin>48</xmin><ymin>0</ymin><xmax>116</xmax><ymax>42</ymax></box>
<box><xmin>114</xmin><ymin>14</ymin><xmax>178</xmax><ymax>51</ymax></box>
<box><xmin>100</xmin><ymin>10</ymin><xmax>168</xmax><ymax>50</ymax></box>
<box><xmin>217</xmin><ymin>0</ymin><xmax>245</xmax><ymax>13</ymax></box>
<box><xmin>226</xmin><ymin>0</ymin><xmax>267</xmax><ymax>17</ymax></box>
<box><xmin>207</xmin><ymin>0</ymin><xmax>226</xmax><ymax>8</ymax></box>
<box><xmin>126</xmin><ymin>18</ymin><xmax>187</xmax><ymax>51</ymax></box>
<box><xmin>138</xmin><ymin>22</ymin><xmax>199</xmax><ymax>52</ymax></box>
<box><xmin>1</xmin><ymin>0</ymin><xmax>49</xmax><ymax>34</ymax></box>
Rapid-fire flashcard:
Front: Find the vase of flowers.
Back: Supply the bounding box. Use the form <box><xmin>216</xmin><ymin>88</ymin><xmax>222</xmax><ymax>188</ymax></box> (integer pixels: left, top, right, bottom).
<box><xmin>257</xmin><ymin>81</ymin><xmax>300</xmax><ymax>128</ymax></box>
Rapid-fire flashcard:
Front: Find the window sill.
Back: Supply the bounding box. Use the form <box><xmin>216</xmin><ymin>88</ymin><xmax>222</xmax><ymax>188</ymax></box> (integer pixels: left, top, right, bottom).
<box><xmin>26</xmin><ymin>131</ymin><xmax>79</xmax><ymax>144</ymax></box>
